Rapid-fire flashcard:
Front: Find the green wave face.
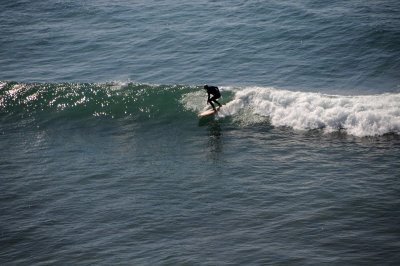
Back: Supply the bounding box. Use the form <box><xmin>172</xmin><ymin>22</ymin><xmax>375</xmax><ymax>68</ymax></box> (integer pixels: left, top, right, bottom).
<box><xmin>0</xmin><ymin>82</ymin><xmax>202</xmax><ymax>124</ymax></box>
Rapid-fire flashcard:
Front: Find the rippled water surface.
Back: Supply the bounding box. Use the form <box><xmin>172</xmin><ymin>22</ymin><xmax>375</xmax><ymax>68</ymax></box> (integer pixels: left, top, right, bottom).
<box><xmin>1</xmin><ymin>0</ymin><xmax>400</xmax><ymax>265</ymax></box>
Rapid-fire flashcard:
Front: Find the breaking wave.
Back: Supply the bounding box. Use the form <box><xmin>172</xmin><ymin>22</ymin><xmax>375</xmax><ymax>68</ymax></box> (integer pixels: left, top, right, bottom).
<box><xmin>217</xmin><ymin>86</ymin><xmax>400</xmax><ymax>137</ymax></box>
<box><xmin>1</xmin><ymin>81</ymin><xmax>399</xmax><ymax>137</ymax></box>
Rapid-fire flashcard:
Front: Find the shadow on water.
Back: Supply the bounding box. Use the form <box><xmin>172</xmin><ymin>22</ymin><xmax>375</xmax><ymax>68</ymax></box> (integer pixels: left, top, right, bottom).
<box><xmin>207</xmin><ymin>120</ymin><xmax>222</xmax><ymax>154</ymax></box>
<box><xmin>198</xmin><ymin>117</ymin><xmax>223</xmax><ymax>161</ymax></box>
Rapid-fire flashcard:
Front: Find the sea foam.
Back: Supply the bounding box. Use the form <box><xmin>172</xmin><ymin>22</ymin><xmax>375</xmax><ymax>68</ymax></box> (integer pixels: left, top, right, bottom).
<box><xmin>219</xmin><ymin>87</ymin><xmax>400</xmax><ymax>137</ymax></box>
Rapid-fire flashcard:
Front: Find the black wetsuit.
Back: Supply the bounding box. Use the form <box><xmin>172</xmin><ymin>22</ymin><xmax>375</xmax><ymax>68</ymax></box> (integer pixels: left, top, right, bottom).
<box><xmin>206</xmin><ymin>86</ymin><xmax>222</xmax><ymax>111</ymax></box>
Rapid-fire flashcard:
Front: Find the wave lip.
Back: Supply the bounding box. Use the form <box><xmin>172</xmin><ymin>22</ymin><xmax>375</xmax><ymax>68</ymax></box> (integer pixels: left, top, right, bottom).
<box><xmin>222</xmin><ymin>87</ymin><xmax>400</xmax><ymax>137</ymax></box>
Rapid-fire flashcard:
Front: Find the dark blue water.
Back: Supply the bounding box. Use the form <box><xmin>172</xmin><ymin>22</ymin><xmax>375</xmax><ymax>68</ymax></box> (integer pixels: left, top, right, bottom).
<box><xmin>2</xmin><ymin>0</ymin><xmax>400</xmax><ymax>93</ymax></box>
<box><xmin>1</xmin><ymin>1</ymin><xmax>400</xmax><ymax>265</ymax></box>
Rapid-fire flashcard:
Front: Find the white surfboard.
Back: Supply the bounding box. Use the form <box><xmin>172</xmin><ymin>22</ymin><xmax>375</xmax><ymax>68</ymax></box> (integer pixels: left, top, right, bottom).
<box><xmin>198</xmin><ymin>99</ymin><xmax>234</xmax><ymax>117</ymax></box>
<box><xmin>198</xmin><ymin>99</ymin><xmax>235</xmax><ymax>117</ymax></box>
<box><xmin>198</xmin><ymin>107</ymin><xmax>220</xmax><ymax>117</ymax></box>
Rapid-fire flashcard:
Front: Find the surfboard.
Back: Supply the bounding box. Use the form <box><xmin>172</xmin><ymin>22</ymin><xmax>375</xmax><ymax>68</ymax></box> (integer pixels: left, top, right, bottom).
<box><xmin>198</xmin><ymin>107</ymin><xmax>220</xmax><ymax>117</ymax></box>
<box><xmin>198</xmin><ymin>100</ymin><xmax>234</xmax><ymax>117</ymax></box>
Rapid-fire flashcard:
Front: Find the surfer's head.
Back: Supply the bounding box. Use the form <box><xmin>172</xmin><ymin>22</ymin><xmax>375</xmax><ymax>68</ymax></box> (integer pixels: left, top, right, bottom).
<box><xmin>203</xmin><ymin>84</ymin><xmax>208</xmax><ymax>90</ymax></box>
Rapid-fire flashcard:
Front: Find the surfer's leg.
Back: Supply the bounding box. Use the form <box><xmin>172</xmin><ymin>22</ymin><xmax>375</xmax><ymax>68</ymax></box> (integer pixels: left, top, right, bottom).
<box><xmin>209</xmin><ymin>101</ymin><xmax>216</xmax><ymax>111</ymax></box>
<box><xmin>211</xmin><ymin>96</ymin><xmax>222</xmax><ymax>109</ymax></box>
<box><xmin>209</xmin><ymin>97</ymin><xmax>217</xmax><ymax>111</ymax></box>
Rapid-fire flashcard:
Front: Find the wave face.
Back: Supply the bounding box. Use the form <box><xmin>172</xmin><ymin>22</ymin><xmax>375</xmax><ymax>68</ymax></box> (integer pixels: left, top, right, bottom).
<box><xmin>1</xmin><ymin>81</ymin><xmax>399</xmax><ymax>137</ymax></box>
<box><xmin>0</xmin><ymin>81</ymin><xmax>195</xmax><ymax>123</ymax></box>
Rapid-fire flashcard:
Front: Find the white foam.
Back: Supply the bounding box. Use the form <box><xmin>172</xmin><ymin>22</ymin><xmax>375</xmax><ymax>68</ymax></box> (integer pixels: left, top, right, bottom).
<box><xmin>219</xmin><ymin>87</ymin><xmax>400</xmax><ymax>137</ymax></box>
<box><xmin>0</xmin><ymin>81</ymin><xmax>6</xmax><ymax>90</ymax></box>
<box><xmin>180</xmin><ymin>90</ymin><xmax>207</xmax><ymax>112</ymax></box>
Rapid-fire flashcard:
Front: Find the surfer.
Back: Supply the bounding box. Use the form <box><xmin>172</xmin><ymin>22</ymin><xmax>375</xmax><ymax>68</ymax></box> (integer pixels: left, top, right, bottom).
<box><xmin>204</xmin><ymin>84</ymin><xmax>222</xmax><ymax>111</ymax></box>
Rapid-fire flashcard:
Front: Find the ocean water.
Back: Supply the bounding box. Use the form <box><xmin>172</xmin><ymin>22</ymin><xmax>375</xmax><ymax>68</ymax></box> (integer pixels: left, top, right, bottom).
<box><xmin>1</xmin><ymin>0</ymin><xmax>400</xmax><ymax>265</ymax></box>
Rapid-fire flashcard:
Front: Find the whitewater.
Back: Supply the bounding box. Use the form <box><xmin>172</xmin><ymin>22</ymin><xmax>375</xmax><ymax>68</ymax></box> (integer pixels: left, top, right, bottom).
<box><xmin>218</xmin><ymin>87</ymin><xmax>400</xmax><ymax>137</ymax></box>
